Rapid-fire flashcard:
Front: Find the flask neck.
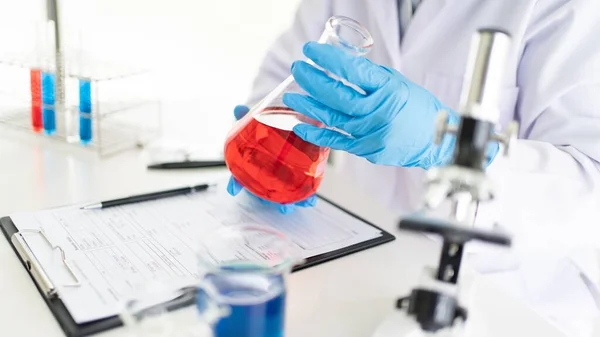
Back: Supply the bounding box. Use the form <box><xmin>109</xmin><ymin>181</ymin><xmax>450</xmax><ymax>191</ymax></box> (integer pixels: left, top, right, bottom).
<box><xmin>318</xmin><ymin>16</ymin><xmax>374</xmax><ymax>57</ymax></box>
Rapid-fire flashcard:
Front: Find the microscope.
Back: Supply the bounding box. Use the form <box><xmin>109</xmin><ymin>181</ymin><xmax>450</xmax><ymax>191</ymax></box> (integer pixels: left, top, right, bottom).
<box><xmin>372</xmin><ymin>28</ymin><xmax>519</xmax><ymax>337</ymax></box>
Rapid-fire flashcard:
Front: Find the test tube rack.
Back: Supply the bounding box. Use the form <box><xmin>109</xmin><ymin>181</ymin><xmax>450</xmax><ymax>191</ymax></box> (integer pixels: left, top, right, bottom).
<box><xmin>0</xmin><ymin>51</ymin><xmax>163</xmax><ymax>157</ymax></box>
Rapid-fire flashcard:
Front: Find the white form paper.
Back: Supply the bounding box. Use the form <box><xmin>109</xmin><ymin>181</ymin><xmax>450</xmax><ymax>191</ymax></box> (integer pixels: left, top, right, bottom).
<box><xmin>9</xmin><ymin>186</ymin><xmax>383</xmax><ymax>324</ymax></box>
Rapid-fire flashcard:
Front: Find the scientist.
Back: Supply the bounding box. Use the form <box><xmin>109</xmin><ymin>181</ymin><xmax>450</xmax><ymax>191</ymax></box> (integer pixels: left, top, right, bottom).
<box><xmin>226</xmin><ymin>0</ymin><xmax>600</xmax><ymax>335</ymax></box>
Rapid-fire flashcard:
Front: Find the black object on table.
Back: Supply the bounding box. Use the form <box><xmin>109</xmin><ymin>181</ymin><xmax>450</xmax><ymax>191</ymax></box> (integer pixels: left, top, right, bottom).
<box><xmin>80</xmin><ymin>183</ymin><xmax>212</xmax><ymax>210</ymax></box>
<box><xmin>147</xmin><ymin>160</ymin><xmax>226</xmax><ymax>170</ymax></box>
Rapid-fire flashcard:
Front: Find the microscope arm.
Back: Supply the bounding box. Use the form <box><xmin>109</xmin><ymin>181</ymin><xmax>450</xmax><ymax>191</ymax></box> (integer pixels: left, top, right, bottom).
<box><xmin>425</xmin><ymin>29</ymin><xmax>519</xmax><ymax>223</ymax></box>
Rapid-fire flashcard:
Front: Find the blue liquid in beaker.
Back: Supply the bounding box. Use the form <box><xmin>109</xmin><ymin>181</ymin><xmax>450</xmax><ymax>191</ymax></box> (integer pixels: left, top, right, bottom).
<box><xmin>197</xmin><ymin>264</ymin><xmax>286</xmax><ymax>337</ymax></box>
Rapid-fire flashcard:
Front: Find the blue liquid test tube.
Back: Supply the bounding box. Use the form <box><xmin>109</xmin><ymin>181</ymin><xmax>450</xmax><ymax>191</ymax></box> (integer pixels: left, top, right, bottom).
<box><xmin>42</xmin><ymin>72</ymin><xmax>56</xmax><ymax>135</ymax></box>
<box><xmin>79</xmin><ymin>79</ymin><xmax>92</xmax><ymax>144</ymax></box>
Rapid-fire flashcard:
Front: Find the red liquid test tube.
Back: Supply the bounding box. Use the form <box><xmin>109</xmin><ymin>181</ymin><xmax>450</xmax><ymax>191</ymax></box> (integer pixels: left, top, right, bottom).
<box><xmin>30</xmin><ymin>69</ymin><xmax>43</xmax><ymax>132</ymax></box>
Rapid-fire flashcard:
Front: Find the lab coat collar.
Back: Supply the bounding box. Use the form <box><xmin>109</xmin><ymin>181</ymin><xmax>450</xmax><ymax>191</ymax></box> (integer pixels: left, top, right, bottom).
<box><xmin>369</xmin><ymin>0</ymin><xmax>449</xmax><ymax>57</ymax></box>
<box><xmin>368</xmin><ymin>0</ymin><xmax>401</xmax><ymax>63</ymax></box>
<box><xmin>403</xmin><ymin>0</ymin><xmax>449</xmax><ymax>52</ymax></box>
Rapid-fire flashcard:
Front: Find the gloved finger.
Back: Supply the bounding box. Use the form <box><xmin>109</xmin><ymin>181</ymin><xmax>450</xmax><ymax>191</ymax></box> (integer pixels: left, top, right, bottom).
<box><xmin>302</xmin><ymin>42</ymin><xmax>389</xmax><ymax>92</ymax></box>
<box><xmin>290</xmin><ymin>61</ymin><xmax>367</xmax><ymax>116</ymax></box>
<box><xmin>233</xmin><ymin>105</ymin><xmax>250</xmax><ymax>121</ymax></box>
<box><xmin>257</xmin><ymin>192</ymin><xmax>316</xmax><ymax>210</ymax></box>
<box><xmin>485</xmin><ymin>142</ymin><xmax>500</xmax><ymax>168</ymax></box>
<box><xmin>226</xmin><ymin>176</ymin><xmax>244</xmax><ymax>196</ymax></box>
<box><xmin>277</xmin><ymin>204</ymin><xmax>296</xmax><ymax>214</ymax></box>
<box><xmin>295</xmin><ymin>194</ymin><xmax>318</xmax><ymax>207</ymax></box>
<box><xmin>293</xmin><ymin>124</ymin><xmax>353</xmax><ymax>151</ymax></box>
<box><xmin>285</xmin><ymin>93</ymin><xmax>385</xmax><ymax>137</ymax></box>
<box><xmin>283</xmin><ymin>93</ymin><xmax>352</xmax><ymax>128</ymax></box>
<box><xmin>249</xmin><ymin>192</ymin><xmax>296</xmax><ymax>214</ymax></box>
<box><xmin>231</xmin><ymin>177</ymin><xmax>303</xmax><ymax>215</ymax></box>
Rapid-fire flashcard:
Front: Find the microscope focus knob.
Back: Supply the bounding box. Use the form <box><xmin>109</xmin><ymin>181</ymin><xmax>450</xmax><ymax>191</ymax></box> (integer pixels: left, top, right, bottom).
<box><xmin>492</xmin><ymin>121</ymin><xmax>519</xmax><ymax>157</ymax></box>
<box><xmin>434</xmin><ymin>110</ymin><xmax>458</xmax><ymax>145</ymax></box>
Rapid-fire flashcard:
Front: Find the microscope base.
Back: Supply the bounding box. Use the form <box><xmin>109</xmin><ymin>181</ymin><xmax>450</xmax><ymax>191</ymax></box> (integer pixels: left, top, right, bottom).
<box><xmin>371</xmin><ymin>312</ymin><xmax>464</xmax><ymax>337</ymax></box>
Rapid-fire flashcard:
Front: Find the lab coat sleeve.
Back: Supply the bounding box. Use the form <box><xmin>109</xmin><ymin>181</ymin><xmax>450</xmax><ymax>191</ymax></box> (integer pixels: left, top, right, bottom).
<box><xmin>245</xmin><ymin>0</ymin><xmax>332</xmax><ymax>106</ymax></box>
<box><xmin>475</xmin><ymin>0</ymin><xmax>600</xmax><ymax>253</ymax></box>
<box><xmin>466</xmin><ymin>3</ymin><xmax>600</xmax><ymax>327</ymax></box>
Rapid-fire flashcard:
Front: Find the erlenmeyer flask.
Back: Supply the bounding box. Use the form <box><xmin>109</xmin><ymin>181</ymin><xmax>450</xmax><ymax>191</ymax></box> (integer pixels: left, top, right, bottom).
<box><xmin>224</xmin><ymin>15</ymin><xmax>374</xmax><ymax>204</ymax></box>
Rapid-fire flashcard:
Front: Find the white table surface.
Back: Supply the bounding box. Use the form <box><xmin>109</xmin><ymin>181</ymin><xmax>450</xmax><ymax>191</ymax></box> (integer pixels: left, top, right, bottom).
<box><xmin>0</xmin><ymin>126</ymin><xmax>570</xmax><ymax>337</ymax></box>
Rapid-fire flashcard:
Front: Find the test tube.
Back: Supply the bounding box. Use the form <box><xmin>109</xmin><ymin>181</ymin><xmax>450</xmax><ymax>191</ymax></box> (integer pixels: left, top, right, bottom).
<box><xmin>31</xmin><ymin>6</ymin><xmax>45</xmax><ymax>133</ymax></box>
<box><xmin>30</xmin><ymin>69</ymin><xmax>43</xmax><ymax>132</ymax></box>
<box><xmin>42</xmin><ymin>71</ymin><xmax>56</xmax><ymax>135</ymax></box>
<box><xmin>79</xmin><ymin>79</ymin><xmax>92</xmax><ymax>144</ymax></box>
<box><xmin>51</xmin><ymin>0</ymin><xmax>76</xmax><ymax>142</ymax></box>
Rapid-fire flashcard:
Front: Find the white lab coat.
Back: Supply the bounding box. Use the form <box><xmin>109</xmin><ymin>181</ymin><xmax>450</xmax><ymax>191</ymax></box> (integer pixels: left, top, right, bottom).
<box><xmin>245</xmin><ymin>0</ymin><xmax>600</xmax><ymax>335</ymax></box>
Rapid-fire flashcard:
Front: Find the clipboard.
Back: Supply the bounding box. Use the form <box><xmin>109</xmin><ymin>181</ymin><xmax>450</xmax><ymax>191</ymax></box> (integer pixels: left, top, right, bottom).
<box><xmin>0</xmin><ymin>194</ymin><xmax>395</xmax><ymax>337</ymax></box>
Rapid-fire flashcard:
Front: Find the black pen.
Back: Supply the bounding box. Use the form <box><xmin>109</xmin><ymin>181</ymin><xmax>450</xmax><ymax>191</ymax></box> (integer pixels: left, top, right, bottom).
<box><xmin>80</xmin><ymin>183</ymin><xmax>213</xmax><ymax>210</ymax></box>
<box><xmin>147</xmin><ymin>160</ymin><xmax>226</xmax><ymax>170</ymax></box>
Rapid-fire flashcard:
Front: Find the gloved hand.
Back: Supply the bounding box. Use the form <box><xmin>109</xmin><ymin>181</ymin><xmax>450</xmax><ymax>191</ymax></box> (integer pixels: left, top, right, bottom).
<box><xmin>226</xmin><ymin>105</ymin><xmax>318</xmax><ymax>214</ymax></box>
<box><xmin>282</xmin><ymin>42</ymin><xmax>500</xmax><ymax>169</ymax></box>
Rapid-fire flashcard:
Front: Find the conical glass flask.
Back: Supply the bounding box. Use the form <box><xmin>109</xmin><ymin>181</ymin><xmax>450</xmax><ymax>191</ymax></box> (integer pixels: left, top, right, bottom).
<box><xmin>224</xmin><ymin>15</ymin><xmax>374</xmax><ymax>204</ymax></box>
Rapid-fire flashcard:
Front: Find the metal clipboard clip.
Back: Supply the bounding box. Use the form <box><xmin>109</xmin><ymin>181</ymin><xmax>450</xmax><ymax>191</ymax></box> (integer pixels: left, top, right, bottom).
<box><xmin>10</xmin><ymin>228</ymin><xmax>81</xmax><ymax>299</ymax></box>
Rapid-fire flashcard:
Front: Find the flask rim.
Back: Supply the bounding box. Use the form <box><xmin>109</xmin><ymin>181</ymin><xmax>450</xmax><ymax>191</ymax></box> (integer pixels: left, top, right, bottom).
<box><xmin>325</xmin><ymin>15</ymin><xmax>374</xmax><ymax>55</ymax></box>
<box><xmin>196</xmin><ymin>223</ymin><xmax>305</xmax><ymax>275</ymax></box>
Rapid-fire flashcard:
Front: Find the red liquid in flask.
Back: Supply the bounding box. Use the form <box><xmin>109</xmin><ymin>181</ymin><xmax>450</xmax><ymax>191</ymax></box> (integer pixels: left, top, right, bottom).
<box><xmin>224</xmin><ymin>107</ymin><xmax>330</xmax><ymax>204</ymax></box>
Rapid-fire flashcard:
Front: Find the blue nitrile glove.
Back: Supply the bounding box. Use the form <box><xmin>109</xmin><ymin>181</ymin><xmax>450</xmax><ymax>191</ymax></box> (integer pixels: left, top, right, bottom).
<box><xmin>226</xmin><ymin>105</ymin><xmax>318</xmax><ymax>214</ymax></box>
<box><xmin>282</xmin><ymin>42</ymin><xmax>500</xmax><ymax>169</ymax></box>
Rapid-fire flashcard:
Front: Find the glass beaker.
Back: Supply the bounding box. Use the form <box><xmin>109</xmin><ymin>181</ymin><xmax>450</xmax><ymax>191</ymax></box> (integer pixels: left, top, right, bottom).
<box><xmin>195</xmin><ymin>224</ymin><xmax>304</xmax><ymax>337</ymax></box>
<box><xmin>224</xmin><ymin>15</ymin><xmax>374</xmax><ymax>204</ymax></box>
<box><xmin>119</xmin><ymin>280</ymin><xmax>227</xmax><ymax>337</ymax></box>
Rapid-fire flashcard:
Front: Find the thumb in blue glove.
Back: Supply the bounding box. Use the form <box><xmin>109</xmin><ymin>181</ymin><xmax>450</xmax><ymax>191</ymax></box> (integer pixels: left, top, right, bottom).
<box><xmin>226</xmin><ymin>104</ymin><xmax>318</xmax><ymax>214</ymax></box>
<box><xmin>226</xmin><ymin>175</ymin><xmax>317</xmax><ymax>214</ymax></box>
<box><xmin>283</xmin><ymin>42</ymin><xmax>499</xmax><ymax>170</ymax></box>
<box><xmin>233</xmin><ymin>104</ymin><xmax>248</xmax><ymax>121</ymax></box>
